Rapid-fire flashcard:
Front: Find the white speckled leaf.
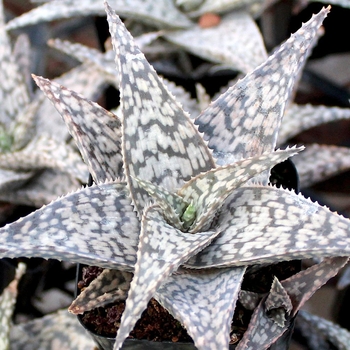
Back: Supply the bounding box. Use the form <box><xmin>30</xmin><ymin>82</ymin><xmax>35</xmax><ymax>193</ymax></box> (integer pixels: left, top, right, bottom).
<box><xmin>13</xmin><ymin>34</ymin><xmax>32</xmax><ymax>96</ymax></box>
<box><xmin>10</xmin><ymin>309</ymin><xmax>95</xmax><ymax>350</ymax></box>
<box><xmin>69</xmin><ymin>269</ymin><xmax>132</xmax><ymax>314</ymax></box>
<box><xmin>33</xmin><ymin>75</ymin><xmax>123</xmax><ymax>182</ymax></box>
<box><xmin>195</xmin><ymin>7</ymin><xmax>329</xmax><ymax>166</ymax></box>
<box><xmin>106</xmin><ymin>4</ymin><xmax>215</xmax><ymax>214</ymax></box>
<box><xmin>155</xmin><ymin>267</ymin><xmax>245</xmax><ymax>350</ymax></box>
<box><xmin>266</xmin><ymin>277</ymin><xmax>292</xmax><ymax>312</ymax></box>
<box><xmin>282</xmin><ymin>256</ymin><xmax>349</xmax><ymax>315</ymax></box>
<box><xmin>0</xmin><ymin>263</ymin><xmax>26</xmax><ymax>350</ymax></box>
<box><xmin>185</xmin><ymin>185</ymin><xmax>350</xmax><ymax>268</ymax></box>
<box><xmin>0</xmin><ymin>1</ymin><xmax>29</xmax><ymax>129</ymax></box>
<box><xmin>188</xmin><ymin>0</ymin><xmax>264</xmax><ymax>16</ymax></box>
<box><xmin>0</xmin><ymin>168</ymin><xmax>33</xmax><ymax>192</ymax></box>
<box><xmin>6</xmin><ymin>0</ymin><xmax>192</xmax><ymax>30</ymax></box>
<box><xmin>0</xmin><ymin>169</ymin><xmax>82</xmax><ymax>207</ymax></box>
<box><xmin>278</xmin><ymin>103</ymin><xmax>350</xmax><ymax>145</ymax></box>
<box><xmin>297</xmin><ymin>310</ymin><xmax>350</xmax><ymax>350</ymax></box>
<box><xmin>165</xmin><ymin>11</ymin><xmax>267</xmax><ymax>73</ymax></box>
<box><xmin>133</xmin><ymin>177</ymin><xmax>188</xmax><ymax>229</ymax></box>
<box><xmin>0</xmin><ymin>181</ymin><xmax>139</xmax><ymax>270</ymax></box>
<box><xmin>179</xmin><ymin>147</ymin><xmax>302</xmax><ymax>232</ymax></box>
<box><xmin>293</xmin><ymin>144</ymin><xmax>350</xmax><ymax>188</ymax></box>
<box><xmin>237</xmin><ymin>257</ymin><xmax>348</xmax><ymax>350</ymax></box>
<box><xmin>264</xmin><ymin>277</ymin><xmax>292</xmax><ymax>327</ymax></box>
<box><xmin>239</xmin><ymin>290</ymin><xmax>262</xmax><ymax>310</ymax></box>
<box><xmin>114</xmin><ymin>205</ymin><xmax>220</xmax><ymax>349</ymax></box>
<box><xmin>0</xmin><ymin>136</ymin><xmax>88</xmax><ymax>183</ymax></box>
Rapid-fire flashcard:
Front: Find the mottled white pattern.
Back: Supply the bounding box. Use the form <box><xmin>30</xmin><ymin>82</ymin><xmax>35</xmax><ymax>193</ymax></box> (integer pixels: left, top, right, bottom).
<box><xmin>156</xmin><ymin>267</ymin><xmax>245</xmax><ymax>350</ymax></box>
<box><xmin>107</xmin><ymin>3</ymin><xmax>215</xmax><ymax>214</ymax></box>
<box><xmin>0</xmin><ymin>181</ymin><xmax>139</xmax><ymax>270</ymax></box>
<box><xmin>10</xmin><ymin>309</ymin><xmax>95</xmax><ymax>350</ymax></box>
<box><xmin>0</xmin><ymin>263</ymin><xmax>26</xmax><ymax>350</ymax></box>
<box><xmin>34</xmin><ymin>76</ymin><xmax>123</xmax><ymax>182</ymax></box>
<box><xmin>179</xmin><ymin>147</ymin><xmax>302</xmax><ymax>232</ymax></box>
<box><xmin>278</xmin><ymin>103</ymin><xmax>350</xmax><ymax>145</ymax></box>
<box><xmin>70</xmin><ymin>269</ymin><xmax>132</xmax><ymax>314</ymax></box>
<box><xmin>6</xmin><ymin>0</ymin><xmax>192</xmax><ymax>30</ymax></box>
<box><xmin>186</xmin><ymin>186</ymin><xmax>350</xmax><ymax>268</ymax></box>
<box><xmin>166</xmin><ymin>11</ymin><xmax>267</xmax><ymax>73</ymax></box>
<box><xmin>195</xmin><ymin>7</ymin><xmax>329</xmax><ymax>170</ymax></box>
<box><xmin>237</xmin><ymin>257</ymin><xmax>348</xmax><ymax>350</ymax></box>
<box><xmin>114</xmin><ymin>205</ymin><xmax>219</xmax><ymax>350</ymax></box>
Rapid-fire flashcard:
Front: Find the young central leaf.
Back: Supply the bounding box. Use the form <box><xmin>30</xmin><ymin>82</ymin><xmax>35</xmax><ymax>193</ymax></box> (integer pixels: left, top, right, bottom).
<box><xmin>181</xmin><ymin>201</ymin><xmax>196</xmax><ymax>230</ymax></box>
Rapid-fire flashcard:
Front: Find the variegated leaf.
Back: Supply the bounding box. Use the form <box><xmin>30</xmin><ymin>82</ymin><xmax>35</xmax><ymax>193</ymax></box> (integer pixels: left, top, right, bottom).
<box><xmin>33</xmin><ymin>75</ymin><xmax>123</xmax><ymax>182</ymax></box>
<box><xmin>188</xmin><ymin>0</ymin><xmax>265</xmax><ymax>17</ymax></box>
<box><xmin>0</xmin><ymin>169</ymin><xmax>82</xmax><ymax>207</ymax></box>
<box><xmin>106</xmin><ymin>3</ymin><xmax>215</xmax><ymax>214</ymax></box>
<box><xmin>264</xmin><ymin>277</ymin><xmax>292</xmax><ymax>327</ymax></box>
<box><xmin>281</xmin><ymin>256</ymin><xmax>349</xmax><ymax>314</ymax></box>
<box><xmin>114</xmin><ymin>204</ymin><xmax>220</xmax><ymax>350</ymax></box>
<box><xmin>0</xmin><ymin>136</ymin><xmax>88</xmax><ymax>183</ymax></box>
<box><xmin>237</xmin><ymin>257</ymin><xmax>348</xmax><ymax>350</ymax></box>
<box><xmin>0</xmin><ymin>181</ymin><xmax>139</xmax><ymax>270</ymax></box>
<box><xmin>239</xmin><ymin>290</ymin><xmax>263</xmax><ymax>310</ymax></box>
<box><xmin>178</xmin><ymin>147</ymin><xmax>302</xmax><ymax>232</ymax></box>
<box><xmin>0</xmin><ymin>263</ymin><xmax>26</xmax><ymax>350</ymax></box>
<box><xmin>0</xmin><ymin>1</ymin><xmax>30</xmax><ymax>129</ymax></box>
<box><xmin>0</xmin><ymin>169</ymin><xmax>33</xmax><ymax>193</ymax></box>
<box><xmin>165</xmin><ymin>11</ymin><xmax>267</xmax><ymax>73</ymax></box>
<box><xmin>195</xmin><ymin>7</ymin><xmax>329</xmax><ymax>169</ymax></box>
<box><xmin>69</xmin><ymin>269</ymin><xmax>132</xmax><ymax>314</ymax></box>
<box><xmin>13</xmin><ymin>34</ymin><xmax>33</xmax><ymax>96</ymax></box>
<box><xmin>278</xmin><ymin>103</ymin><xmax>350</xmax><ymax>145</ymax></box>
<box><xmin>297</xmin><ymin>310</ymin><xmax>350</xmax><ymax>350</ymax></box>
<box><xmin>186</xmin><ymin>186</ymin><xmax>350</xmax><ymax>268</ymax></box>
<box><xmin>10</xmin><ymin>309</ymin><xmax>95</xmax><ymax>350</ymax></box>
<box><xmin>293</xmin><ymin>144</ymin><xmax>350</xmax><ymax>188</ymax></box>
<box><xmin>6</xmin><ymin>0</ymin><xmax>192</xmax><ymax>31</ymax></box>
<box><xmin>133</xmin><ymin>177</ymin><xmax>188</xmax><ymax>229</ymax></box>
<box><xmin>155</xmin><ymin>267</ymin><xmax>245</xmax><ymax>350</ymax></box>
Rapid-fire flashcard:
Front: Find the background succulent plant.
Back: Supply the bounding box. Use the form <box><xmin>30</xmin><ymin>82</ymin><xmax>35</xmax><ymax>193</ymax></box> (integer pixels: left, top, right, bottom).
<box><xmin>1</xmin><ymin>3</ymin><xmax>350</xmax><ymax>350</ymax></box>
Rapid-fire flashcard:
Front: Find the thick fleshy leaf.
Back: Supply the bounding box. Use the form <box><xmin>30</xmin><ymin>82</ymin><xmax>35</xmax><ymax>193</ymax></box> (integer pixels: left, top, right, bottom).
<box><xmin>186</xmin><ymin>185</ymin><xmax>350</xmax><ymax>268</ymax></box>
<box><xmin>165</xmin><ymin>11</ymin><xmax>267</xmax><ymax>73</ymax></box>
<box><xmin>0</xmin><ymin>181</ymin><xmax>139</xmax><ymax>270</ymax></box>
<box><xmin>282</xmin><ymin>256</ymin><xmax>349</xmax><ymax>315</ymax></box>
<box><xmin>0</xmin><ymin>136</ymin><xmax>87</xmax><ymax>183</ymax></box>
<box><xmin>13</xmin><ymin>34</ymin><xmax>33</xmax><ymax>96</ymax></box>
<box><xmin>33</xmin><ymin>75</ymin><xmax>123</xmax><ymax>182</ymax></box>
<box><xmin>297</xmin><ymin>310</ymin><xmax>350</xmax><ymax>350</ymax></box>
<box><xmin>188</xmin><ymin>0</ymin><xmax>265</xmax><ymax>17</ymax></box>
<box><xmin>0</xmin><ymin>263</ymin><xmax>26</xmax><ymax>350</ymax></box>
<box><xmin>179</xmin><ymin>147</ymin><xmax>302</xmax><ymax>232</ymax></box>
<box><xmin>0</xmin><ymin>169</ymin><xmax>33</xmax><ymax>193</ymax></box>
<box><xmin>10</xmin><ymin>309</ymin><xmax>95</xmax><ymax>350</ymax></box>
<box><xmin>35</xmin><ymin>63</ymin><xmax>110</xmax><ymax>142</ymax></box>
<box><xmin>237</xmin><ymin>257</ymin><xmax>348</xmax><ymax>350</ymax></box>
<box><xmin>278</xmin><ymin>103</ymin><xmax>350</xmax><ymax>145</ymax></box>
<box><xmin>133</xmin><ymin>177</ymin><xmax>188</xmax><ymax>229</ymax></box>
<box><xmin>195</xmin><ymin>7</ymin><xmax>329</xmax><ymax>167</ymax></box>
<box><xmin>0</xmin><ymin>1</ymin><xmax>30</xmax><ymax>129</ymax></box>
<box><xmin>106</xmin><ymin>3</ymin><xmax>215</xmax><ymax>214</ymax></box>
<box><xmin>69</xmin><ymin>269</ymin><xmax>132</xmax><ymax>314</ymax></box>
<box><xmin>6</xmin><ymin>0</ymin><xmax>192</xmax><ymax>30</ymax></box>
<box><xmin>155</xmin><ymin>267</ymin><xmax>245</xmax><ymax>350</ymax></box>
<box><xmin>0</xmin><ymin>169</ymin><xmax>81</xmax><ymax>208</ymax></box>
<box><xmin>293</xmin><ymin>144</ymin><xmax>350</xmax><ymax>188</ymax></box>
<box><xmin>114</xmin><ymin>205</ymin><xmax>220</xmax><ymax>350</ymax></box>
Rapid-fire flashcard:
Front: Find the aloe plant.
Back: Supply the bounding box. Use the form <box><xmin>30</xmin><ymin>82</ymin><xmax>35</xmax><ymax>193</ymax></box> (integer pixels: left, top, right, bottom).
<box><xmin>1</xmin><ymin>3</ymin><xmax>350</xmax><ymax>349</ymax></box>
<box><xmin>6</xmin><ymin>0</ymin><xmax>268</xmax><ymax>75</ymax></box>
